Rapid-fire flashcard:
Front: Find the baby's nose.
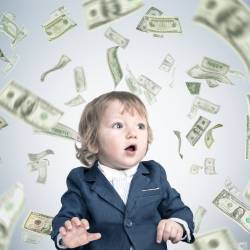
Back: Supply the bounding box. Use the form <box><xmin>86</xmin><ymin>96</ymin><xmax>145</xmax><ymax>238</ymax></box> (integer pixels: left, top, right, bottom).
<box><xmin>126</xmin><ymin>127</ymin><xmax>137</xmax><ymax>139</ymax></box>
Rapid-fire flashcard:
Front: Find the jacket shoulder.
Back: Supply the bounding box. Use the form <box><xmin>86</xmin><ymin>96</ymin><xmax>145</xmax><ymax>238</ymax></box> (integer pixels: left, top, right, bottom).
<box><xmin>141</xmin><ymin>160</ymin><xmax>167</xmax><ymax>175</ymax></box>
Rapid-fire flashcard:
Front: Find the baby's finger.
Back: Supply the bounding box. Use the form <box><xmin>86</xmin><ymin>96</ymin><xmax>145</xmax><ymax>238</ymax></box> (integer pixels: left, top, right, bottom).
<box><xmin>156</xmin><ymin>221</ymin><xmax>165</xmax><ymax>243</ymax></box>
<box><xmin>87</xmin><ymin>232</ymin><xmax>101</xmax><ymax>242</ymax></box>
<box><xmin>172</xmin><ymin>229</ymin><xmax>183</xmax><ymax>244</ymax></box>
<box><xmin>81</xmin><ymin>219</ymin><xmax>90</xmax><ymax>230</ymax></box>
<box><xmin>167</xmin><ymin>227</ymin><xmax>177</xmax><ymax>242</ymax></box>
<box><xmin>59</xmin><ymin>226</ymin><xmax>67</xmax><ymax>236</ymax></box>
<box><xmin>64</xmin><ymin>220</ymin><xmax>72</xmax><ymax>230</ymax></box>
<box><xmin>162</xmin><ymin>224</ymin><xmax>171</xmax><ymax>242</ymax></box>
<box><xmin>71</xmin><ymin>217</ymin><xmax>81</xmax><ymax>227</ymax></box>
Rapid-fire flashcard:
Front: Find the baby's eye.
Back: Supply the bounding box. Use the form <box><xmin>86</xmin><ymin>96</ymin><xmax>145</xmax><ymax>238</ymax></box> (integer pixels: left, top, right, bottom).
<box><xmin>112</xmin><ymin>122</ymin><xmax>123</xmax><ymax>129</ymax></box>
<box><xmin>138</xmin><ymin>123</ymin><xmax>146</xmax><ymax>129</ymax></box>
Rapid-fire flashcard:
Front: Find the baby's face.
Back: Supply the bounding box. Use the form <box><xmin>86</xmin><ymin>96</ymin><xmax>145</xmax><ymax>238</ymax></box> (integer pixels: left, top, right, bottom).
<box><xmin>96</xmin><ymin>100</ymin><xmax>148</xmax><ymax>170</ymax></box>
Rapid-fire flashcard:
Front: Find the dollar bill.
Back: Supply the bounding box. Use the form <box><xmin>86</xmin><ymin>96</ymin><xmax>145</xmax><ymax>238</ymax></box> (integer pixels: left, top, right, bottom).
<box><xmin>37</xmin><ymin>165</ymin><xmax>47</xmax><ymax>184</ymax></box>
<box><xmin>27</xmin><ymin>159</ymin><xmax>49</xmax><ymax>172</ymax></box>
<box><xmin>206</xmin><ymin>79</ymin><xmax>220</xmax><ymax>88</ymax></box>
<box><xmin>186</xmin><ymin>81</ymin><xmax>201</xmax><ymax>95</ymax></box>
<box><xmin>136</xmin><ymin>6</ymin><xmax>163</xmax><ymax>32</ymax></box>
<box><xmin>224</xmin><ymin>179</ymin><xmax>241</xmax><ymax>197</ymax></box>
<box><xmin>64</xmin><ymin>94</ymin><xmax>86</xmax><ymax>107</ymax></box>
<box><xmin>42</xmin><ymin>6</ymin><xmax>76</xmax><ymax>41</ymax></box>
<box><xmin>186</xmin><ymin>116</ymin><xmax>211</xmax><ymax>146</ymax></box>
<box><xmin>82</xmin><ymin>0</ymin><xmax>143</xmax><ymax>29</ymax></box>
<box><xmin>104</xmin><ymin>27</ymin><xmax>129</xmax><ymax>48</ymax></box>
<box><xmin>144</xmin><ymin>15</ymin><xmax>182</xmax><ymax>33</ymax></box>
<box><xmin>125</xmin><ymin>66</ymin><xmax>142</xmax><ymax>95</ymax></box>
<box><xmin>243</xmin><ymin>181</ymin><xmax>250</xmax><ymax>203</ymax></box>
<box><xmin>201</xmin><ymin>56</ymin><xmax>230</xmax><ymax>75</ymax></box>
<box><xmin>194</xmin><ymin>0</ymin><xmax>250</xmax><ymax>73</ymax></box>
<box><xmin>143</xmin><ymin>89</ymin><xmax>157</xmax><ymax>105</ymax></box>
<box><xmin>246</xmin><ymin>115</ymin><xmax>250</xmax><ymax>159</ymax></box>
<box><xmin>33</xmin><ymin>122</ymin><xmax>80</xmax><ymax>142</ymax></box>
<box><xmin>212</xmin><ymin>189</ymin><xmax>250</xmax><ymax>233</ymax></box>
<box><xmin>107</xmin><ymin>46</ymin><xmax>123</xmax><ymax>87</ymax></box>
<box><xmin>0</xmin><ymin>49</ymin><xmax>18</xmax><ymax>74</ymax></box>
<box><xmin>204</xmin><ymin>157</ymin><xmax>216</xmax><ymax>175</ymax></box>
<box><xmin>173</xmin><ymin>130</ymin><xmax>183</xmax><ymax>159</ymax></box>
<box><xmin>137</xmin><ymin>75</ymin><xmax>161</xmax><ymax>96</ymax></box>
<box><xmin>190</xmin><ymin>164</ymin><xmax>203</xmax><ymax>175</ymax></box>
<box><xmin>188</xmin><ymin>96</ymin><xmax>220</xmax><ymax>119</ymax></box>
<box><xmin>23</xmin><ymin>211</ymin><xmax>53</xmax><ymax>235</ymax></box>
<box><xmin>191</xmin><ymin>228</ymin><xmax>238</xmax><ymax>250</ymax></box>
<box><xmin>0</xmin><ymin>81</ymin><xmax>63</xmax><ymax>130</ymax></box>
<box><xmin>40</xmin><ymin>54</ymin><xmax>71</xmax><ymax>82</ymax></box>
<box><xmin>159</xmin><ymin>53</ymin><xmax>175</xmax><ymax>72</ymax></box>
<box><xmin>0</xmin><ymin>116</ymin><xmax>7</xmax><ymax>129</ymax></box>
<box><xmin>194</xmin><ymin>206</ymin><xmax>207</xmax><ymax>233</ymax></box>
<box><xmin>204</xmin><ymin>123</ymin><xmax>223</xmax><ymax>148</ymax></box>
<box><xmin>0</xmin><ymin>183</ymin><xmax>24</xmax><ymax>250</ymax></box>
<box><xmin>74</xmin><ymin>67</ymin><xmax>87</xmax><ymax>93</ymax></box>
<box><xmin>28</xmin><ymin>149</ymin><xmax>54</xmax><ymax>162</ymax></box>
<box><xmin>187</xmin><ymin>65</ymin><xmax>232</xmax><ymax>84</ymax></box>
<box><xmin>0</xmin><ymin>12</ymin><xmax>27</xmax><ymax>47</ymax></box>
<box><xmin>238</xmin><ymin>242</ymin><xmax>248</xmax><ymax>250</ymax></box>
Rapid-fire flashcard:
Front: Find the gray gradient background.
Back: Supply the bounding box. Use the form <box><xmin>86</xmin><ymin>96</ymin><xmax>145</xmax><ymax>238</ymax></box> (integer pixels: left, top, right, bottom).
<box><xmin>0</xmin><ymin>0</ymin><xmax>250</xmax><ymax>249</ymax></box>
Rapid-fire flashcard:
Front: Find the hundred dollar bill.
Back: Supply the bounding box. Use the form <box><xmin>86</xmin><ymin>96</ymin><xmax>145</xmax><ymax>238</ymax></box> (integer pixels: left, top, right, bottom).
<box><xmin>186</xmin><ymin>116</ymin><xmax>211</xmax><ymax>146</ymax></box>
<box><xmin>0</xmin><ymin>81</ymin><xmax>63</xmax><ymax>130</ymax></box>
<box><xmin>243</xmin><ymin>181</ymin><xmax>250</xmax><ymax>203</ymax></box>
<box><xmin>41</xmin><ymin>54</ymin><xmax>71</xmax><ymax>82</ymax></box>
<box><xmin>224</xmin><ymin>179</ymin><xmax>241</xmax><ymax>197</ymax></box>
<box><xmin>42</xmin><ymin>6</ymin><xmax>76</xmax><ymax>41</ymax></box>
<box><xmin>194</xmin><ymin>206</ymin><xmax>206</xmax><ymax>233</ymax></box>
<box><xmin>0</xmin><ymin>116</ymin><xmax>7</xmax><ymax>129</ymax></box>
<box><xmin>173</xmin><ymin>130</ymin><xmax>183</xmax><ymax>159</ymax></box>
<box><xmin>82</xmin><ymin>0</ymin><xmax>143</xmax><ymax>29</ymax></box>
<box><xmin>0</xmin><ymin>182</ymin><xmax>24</xmax><ymax>250</ymax></box>
<box><xmin>137</xmin><ymin>75</ymin><xmax>161</xmax><ymax>96</ymax></box>
<box><xmin>143</xmin><ymin>89</ymin><xmax>157</xmax><ymax>105</ymax></box>
<box><xmin>74</xmin><ymin>67</ymin><xmax>86</xmax><ymax>93</ymax></box>
<box><xmin>188</xmin><ymin>96</ymin><xmax>220</xmax><ymax>119</ymax></box>
<box><xmin>204</xmin><ymin>123</ymin><xmax>223</xmax><ymax>148</ymax></box>
<box><xmin>33</xmin><ymin>122</ymin><xmax>80</xmax><ymax>142</ymax></box>
<box><xmin>28</xmin><ymin>149</ymin><xmax>54</xmax><ymax>162</ymax></box>
<box><xmin>212</xmin><ymin>189</ymin><xmax>250</xmax><ymax>233</ymax></box>
<box><xmin>104</xmin><ymin>27</ymin><xmax>129</xmax><ymax>48</ymax></box>
<box><xmin>204</xmin><ymin>157</ymin><xmax>216</xmax><ymax>175</ymax></box>
<box><xmin>246</xmin><ymin>115</ymin><xmax>250</xmax><ymax>159</ymax></box>
<box><xmin>23</xmin><ymin>211</ymin><xmax>53</xmax><ymax>235</ymax></box>
<box><xmin>191</xmin><ymin>228</ymin><xmax>238</xmax><ymax>250</ymax></box>
<box><xmin>194</xmin><ymin>0</ymin><xmax>250</xmax><ymax>73</ymax></box>
<box><xmin>144</xmin><ymin>15</ymin><xmax>182</xmax><ymax>33</ymax></box>
<box><xmin>64</xmin><ymin>94</ymin><xmax>86</xmax><ymax>107</ymax></box>
<box><xmin>186</xmin><ymin>81</ymin><xmax>201</xmax><ymax>95</ymax></box>
<box><xmin>159</xmin><ymin>53</ymin><xmax>175</xmax><ymax>72</ymax></box>
<box><xmin>201</xmin><ymin>57</ymin><xmax>230</xmax><ymax>75</ymax></box>
<box><xmin>107</xmin><ymin>46</ymin><xmax>123</xmax><ymax>87</ymax></box>
<box><xmin>0</xmin><ymin>12</ymin><xmax>27</xmax><ymax>47</ymax></box>
<box><xmin>136</xmin><ymin>6</ymin><xmax>163</xmax><ymax>32</ymax></box>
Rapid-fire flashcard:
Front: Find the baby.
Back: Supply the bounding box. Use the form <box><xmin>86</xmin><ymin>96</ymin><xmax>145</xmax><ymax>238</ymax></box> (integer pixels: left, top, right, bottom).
<box><xmin>51</xmin><ymin>91</ymin><xmax>195</xmax><ymax>250</ymax></box>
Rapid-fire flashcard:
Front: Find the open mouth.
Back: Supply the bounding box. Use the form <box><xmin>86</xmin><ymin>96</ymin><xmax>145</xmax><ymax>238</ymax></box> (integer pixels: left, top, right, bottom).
<box><xmin>125</xmin><ymin>144</ymin><xmax>137</xmax><ymax>152</ymax></box>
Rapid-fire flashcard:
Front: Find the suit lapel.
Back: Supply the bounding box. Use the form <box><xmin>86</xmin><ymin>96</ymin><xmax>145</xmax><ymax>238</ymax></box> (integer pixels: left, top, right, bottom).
<box><xmin>85</xmin><ymin>162</ymin><xmax>125</xmax><ymax>213</ymax></box>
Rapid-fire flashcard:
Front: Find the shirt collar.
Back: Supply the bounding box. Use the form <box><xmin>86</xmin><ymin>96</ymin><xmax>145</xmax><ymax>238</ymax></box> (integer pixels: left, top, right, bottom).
<box><xmin>97</xmin><ymin>162</ymin><xmax>139</xmax><ymax>182</ymax></box>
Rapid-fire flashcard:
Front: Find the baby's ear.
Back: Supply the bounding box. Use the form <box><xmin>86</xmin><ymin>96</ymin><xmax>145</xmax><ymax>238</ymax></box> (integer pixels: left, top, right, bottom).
<box><xmin>88</xmin><ymin>143</ymin><xmax>99</xmax><ymax>154</ymax></box>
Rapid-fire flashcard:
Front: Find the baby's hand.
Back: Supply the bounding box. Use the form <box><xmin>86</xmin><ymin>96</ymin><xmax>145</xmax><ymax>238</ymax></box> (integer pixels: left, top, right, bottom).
<box><xmin>59</xmin><ymin>217</ymin><xmax>101</xmax><ymax>248</ymax></box>
<box><xmin>156</xmin><ymin>219</ymin><xmax>184</xmax><ymax>244</ymax></box>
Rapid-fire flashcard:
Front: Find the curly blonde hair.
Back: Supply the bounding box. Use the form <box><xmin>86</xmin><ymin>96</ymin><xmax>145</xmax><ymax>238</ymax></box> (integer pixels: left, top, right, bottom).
<box><xmin>75</xmin><ymin>91</ymin><xmax>153</xmax><ymax>167</ymax></box>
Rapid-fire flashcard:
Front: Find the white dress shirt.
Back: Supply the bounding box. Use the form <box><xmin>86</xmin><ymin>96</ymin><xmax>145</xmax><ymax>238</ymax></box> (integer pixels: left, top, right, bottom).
<box><xmin>57</xmin><ymin>162</ymin><xmax>191</xmax><ymax>249</ymax></box>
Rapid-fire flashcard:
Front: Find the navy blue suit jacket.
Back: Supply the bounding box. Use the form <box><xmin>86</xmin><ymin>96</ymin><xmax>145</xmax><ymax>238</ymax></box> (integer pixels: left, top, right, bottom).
<box><xmin>51</xmin><ymin>160</ymin><xmax>195</xmax><ymax>250</ymax></box>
